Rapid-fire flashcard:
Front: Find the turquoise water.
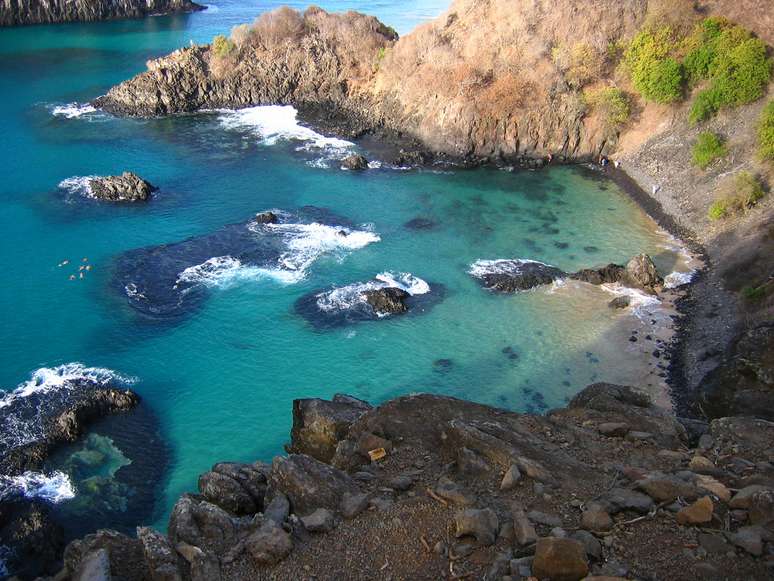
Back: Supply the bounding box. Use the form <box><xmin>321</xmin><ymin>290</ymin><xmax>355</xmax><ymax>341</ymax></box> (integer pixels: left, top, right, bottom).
<box><xmin>0</xmin><ymin>1</ymin><xmax>686</xmax><ymax>540</ymax></box>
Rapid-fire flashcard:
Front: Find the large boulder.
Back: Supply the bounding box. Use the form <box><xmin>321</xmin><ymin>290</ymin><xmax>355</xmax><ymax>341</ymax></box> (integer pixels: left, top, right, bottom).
<box><xmin>167</xmin><ymin>495</ymin><xmax>247</xmax><ymax>556</ymax></box>
<box><xmin>244</xmin><ymin>522</ymin><xmax>293</xmax><ymax>565</ymax></box>
<box><xmin>266</xmin><ymin>454</ymin><xmax>359</xmax><ymax>515</ymax></box>
<box><xmin>362</xmin><ymin>287</ymin><xmax>410</xmax><ymax>314</ymax></box>
<box><xmin>88</xmin><ymin>172</ymin><xmax>157</xmax><ymax>202</ymax></box>
<box><xmin>197</xmin><ymin>461</ymin><xmax>268</xmax><ymax>515</ymax></box>
<box><xmin>64</xmin><ymin>529</ymin><xmax>146</xmax><ymax>581</ymax></box>
<box><xmin>287</xmin><ymin>394</ymin><xmax>372</xmax><ymax>463</ymax></box>
<box><xmin>570</xmin><ymin>254</ymin><xmax>662</xmax><ymax>293</ymax></box>
<box><xmin>532</xmin><ymin>537</ymin><xmax>589</xmax><ymax>581</ymax></box>
<box><xmin>137</xmin><ymin>526</ymin><xmax>182</xmax><ymax>581</ymax></box>
<box><xmin>341</xmin><ymin>154</ymin><xmax>369</xmax><ymax>170</ymax></box>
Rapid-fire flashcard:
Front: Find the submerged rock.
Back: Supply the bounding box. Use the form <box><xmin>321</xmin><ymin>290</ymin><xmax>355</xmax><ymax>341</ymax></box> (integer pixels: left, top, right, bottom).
<box><xmin>88</xmin><ymin>172</ymin><xmax>157</xmax><ymax>202</ymax></box>
<box><xmin>0</xmin><ymin>498</ymin><xmax>64</xmax><ymax>578</ymax></box>
<box><xmin>0</xmin><ymin>368</ymin><xmax>139</xmax><ymax>475</ymax></box>
<box><xmin>113</xmin><ymin>206</ymin><xmax>375</xmax><ymax>321</ymax></box>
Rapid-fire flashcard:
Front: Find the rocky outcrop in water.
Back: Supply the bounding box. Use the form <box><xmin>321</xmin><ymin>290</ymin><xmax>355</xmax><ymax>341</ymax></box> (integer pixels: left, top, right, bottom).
<box><xmin>54</xmin><ymin>385</ymin><xmax>774</xmax><ymax>580</ymax></box>
<box><xmin>88</xmin><ymin>172</ymin><xmax>157</xmax><ymax>202</ymax></box>
<box><xmin>0</xmin><ymin>380</ymin><xmax>139</xmax><ymax>474</ymax></box>
<box><xmin>0</xmin><ymin>0</ymin><xmax>204</xmax><ymax>26</ymax></box>
<box><xmin>471</xmin><ymin>254</ymin><xmax>663</xmax><ymax>295</ymax></box>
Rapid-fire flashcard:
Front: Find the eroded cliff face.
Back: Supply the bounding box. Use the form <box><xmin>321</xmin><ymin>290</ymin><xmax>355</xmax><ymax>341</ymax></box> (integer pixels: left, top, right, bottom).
<box><xmin>0</xmin><ymin>0</ymin><xmax>203</xmax><ymax>27</ymax></box>
<box><xmin>96</xmin><ymin>0</ymin><xmax>652</xmax><ymax>159</ymax></box>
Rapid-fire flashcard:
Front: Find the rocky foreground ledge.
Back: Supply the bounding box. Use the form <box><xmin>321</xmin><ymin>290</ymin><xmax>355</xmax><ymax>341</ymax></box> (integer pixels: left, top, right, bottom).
<box><xmin>56</xmin><ymin>385</ymin><xmax>774</xmax><ymax>581</ymax></box>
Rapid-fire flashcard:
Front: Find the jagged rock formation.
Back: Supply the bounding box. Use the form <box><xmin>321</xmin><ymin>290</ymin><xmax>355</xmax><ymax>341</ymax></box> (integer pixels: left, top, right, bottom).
<box><xmin>470</xmin><ymin>254</ymin><xmax>663</xmax><ymax>295</ymax></box>
<box><xmin>0</xmin><ymin>0</ymin><xmax>204</xmax><ymax>26</ymax></box>
<box><xmin>89</xmin><ymin>172</ymin><xmax>157</xmax><ymax>202</ymax></box>
<box><xmin>56</xmin><ymin>386</ymin><xmax>774</xmax><ymax>580</ymax></box>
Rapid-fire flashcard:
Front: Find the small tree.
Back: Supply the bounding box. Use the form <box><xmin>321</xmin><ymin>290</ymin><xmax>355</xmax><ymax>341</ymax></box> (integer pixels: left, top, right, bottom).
<box><xmin>691</xmin><ymin>132</ymin><xmax>726</xmax><ymax>169</ymax></box>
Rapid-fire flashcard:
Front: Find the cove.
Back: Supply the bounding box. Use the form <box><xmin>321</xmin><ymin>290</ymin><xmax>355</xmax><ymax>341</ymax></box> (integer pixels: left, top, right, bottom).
<box><xmin>0</xmin><ymin>0</ymin><xmax>692</xmax><ymax>538</ymax></box>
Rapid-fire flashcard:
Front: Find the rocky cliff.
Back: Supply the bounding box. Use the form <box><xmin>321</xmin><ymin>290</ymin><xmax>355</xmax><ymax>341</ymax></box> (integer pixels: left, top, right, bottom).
<box><xmin>55</xmin><ymin>388</ymin><xmax>774</xmax><ymax>581</ymax></box>
<box><xmin>0</xmin><ymin>0</ymin><xmax>204</xmax><ymax>27</ymax></box>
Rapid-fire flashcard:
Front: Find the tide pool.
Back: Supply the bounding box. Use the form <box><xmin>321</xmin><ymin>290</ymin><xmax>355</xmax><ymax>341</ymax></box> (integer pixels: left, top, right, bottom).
<box><xmin>0</xmin><ymin>0</ymin><xmax>691</xmax><ymax>544</ymax></box>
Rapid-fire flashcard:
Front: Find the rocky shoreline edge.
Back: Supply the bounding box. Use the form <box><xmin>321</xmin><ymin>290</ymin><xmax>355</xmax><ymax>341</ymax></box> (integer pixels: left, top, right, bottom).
<box><xmin>48</xmin><ymin>386</ymin><xmax>774</xmax><ymax>581</ymax></box>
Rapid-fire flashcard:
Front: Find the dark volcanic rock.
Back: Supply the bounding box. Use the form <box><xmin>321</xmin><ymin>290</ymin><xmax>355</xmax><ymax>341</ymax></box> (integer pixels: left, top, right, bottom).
<box><xmin>470</xmin><ymin>259</ymin><xmax>566</xmax><ymax>293</ymax></box>
<box><xmin>88</xmin><ymin>172</ymin><xmax>157</xmax><ymax>202</ymax></box>
<box><xmin>167</xmin><ymin>494</ymin><xmax>246</xmax><ymax>556</ymax></box>
<box><xmin>254</xmin><ymin>211</ymin><xmax>278</xmax><ymax>224</ymax></box>
<box><xmin>266</xmin><ymin>454</ymin><xmax>359</xmax><ymax>515</ymax></box>
<box><xmin>198</xmin><ymin>461</ymin><xmax>268</xmax><ymax>516</ymax></box>
<box><xmin>699</xmin><ymin>323</ymin><xmax>774</xmax><ymax>420</ymax></box>
<box><xmin>341</xmin><ymin>154</ymin><xmax>369</xmax><ymax>170</ymax></box>
<box><xmin>0</xmin><ymin>0</ymin><xmax>204</xmax><ymax>26</ymax></box>
<box><xmin>63</xmin><ymin>529</ymin><xmax>146</xmax><ymax>581</ymax></box>
<box><xmin>570</xmin><ymin>254</ymin><xmax>663</xmax><ymax>294</ymax></box>
<box><xmin>294</xmin><ymin>275</ymin><xmax>443</xmax><ymax>329</ymax></box>
<box><xmin>0</xmin><ymin>373</ymin><xmax>139</xmax><ymax>475</ymax></box>
<box><xmin>0</xmin><ymin>498</ymin><xmax>64</xmax><ymax>578</ymax></box>
<box><xmin>287</xmin><ymin>394</ymin><xmax>372</xmax><ymax>463</ymax></box>
<box><xmin>362</xmin><ymin>287</ymin><xmax>409</xmax><ymax>314</ymax></box>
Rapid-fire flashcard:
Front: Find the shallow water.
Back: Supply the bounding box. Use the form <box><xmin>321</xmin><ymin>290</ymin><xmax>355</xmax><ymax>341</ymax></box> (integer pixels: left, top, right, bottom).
<box><xmin>0</xmin><ymin>0</ymin><xmax>692</xmax><ymax>546</ymax></box>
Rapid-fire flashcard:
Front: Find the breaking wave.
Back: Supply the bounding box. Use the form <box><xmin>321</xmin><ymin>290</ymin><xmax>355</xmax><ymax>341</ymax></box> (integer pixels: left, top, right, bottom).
<box><xmin>468</xmin><ymin>258</ymin><xmax>556</xmax><ymax>278</ymax></box>
<box><xmin>218</xmin><ymin>105</ymin><xmax>355</xmax><ymax>167</ymax></box>
<box><xmin>0</xmin><ymin>471</ymin><xmax>75</xmax><ymax>503</ymax></box>
<box><xmin>57</xmin><ymin>175</ymin><xmax>97</xmax><ymax>199</ymax></box>
<box><xmin>664</xmin><ymin>270</ymin><xmax>696</xmax><ymax>289</ymax></box>
<box><xmin>316</xmin><ymin>272</ymin><xmax>430</xmax><ymax>314</ymax></box>
<box><xmin>601</xmin><ymin>283</ymin><xmax>661</xmax><ymax>320</ymax></box>
<box><xmin>50</xmin><ymin>102</ymin><xmax>98</xmax><ymax>119</ymax></box>
<box><xmin>0</xmin><ymin>364</ymin><xmax>135</xmax><ymax>454</ymax></box>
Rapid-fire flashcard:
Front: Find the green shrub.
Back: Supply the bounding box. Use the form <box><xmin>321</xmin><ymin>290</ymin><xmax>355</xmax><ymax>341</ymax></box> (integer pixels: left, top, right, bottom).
<box><xmin>212</xmin><ymin>34</ymin><xmax>235</xmax><ymax>58</ymax></box>
<box><xmin>741</xmin><ymin>285</ymin><xmax>767</xmax><ymax>301</ymax></box>
<box><xmin>708</xmin><ymin>171</ymin><xmax>765</xmax><ymax>219</ymax></box>
<box><xmin>686</xmin><ymin>22</ymin><xmax>772</xmax><ymax>123</ymax></box>
<box><xmin>584</xmin><ymin>87</ymin><xmax>630</xmax><ymax>128</ymax></box>
<box><xmin>691</xmin><ymin>132</ymin><xmax>727</xmax><ymax>169</ymax></box>
<box><xmin>758</xmin><ymin>100</ymin><xmax>774</xmax><ymax>161</ymax></box>
<box><xmin>625</xmin><ymin>27</ymin><xmax>684</xmax><ymax>103</ymax></box>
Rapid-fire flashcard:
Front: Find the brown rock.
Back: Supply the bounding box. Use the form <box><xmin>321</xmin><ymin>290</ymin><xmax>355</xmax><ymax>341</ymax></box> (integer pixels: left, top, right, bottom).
<box><xmin>597</xmin><ymin>422</ymin><xmax>630</xmax><ymax>437</ymax></box>
<box><xmin>511</xmin><ymin>503</ymin><xmax>538</xmax><ymax>546</ymax></box>
<box><xmin>532</xmin><ymin>537</ymin><xmax>589</xmax><ymax>581</ymax></box>
<box><xmin>730</xmin><ymin>485</ymin><xmax>770</xmax><ymax>509</ymax></box>
<box><xmin>676</xmin><ymin>496</ymin><xmax>713</xmax><ymax>525</ymax></box>
<box><xmin>581</xmin><ymin>509</ymin><xmax>613</xmax><ymax>532</ymax></box>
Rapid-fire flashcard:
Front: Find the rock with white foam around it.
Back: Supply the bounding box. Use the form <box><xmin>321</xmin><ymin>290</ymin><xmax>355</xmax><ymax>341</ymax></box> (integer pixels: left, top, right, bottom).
<box><xmin>88</xmin><ymin>172</ymin><xmax>157</xmax><ymax>202</ymax></box>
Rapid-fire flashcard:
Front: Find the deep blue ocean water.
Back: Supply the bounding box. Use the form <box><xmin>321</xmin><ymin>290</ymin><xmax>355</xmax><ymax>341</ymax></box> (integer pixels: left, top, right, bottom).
<box><xmin>0</xmin><ymin>0</ymin><xmax>693</xmax><ymax>554</ymax></box>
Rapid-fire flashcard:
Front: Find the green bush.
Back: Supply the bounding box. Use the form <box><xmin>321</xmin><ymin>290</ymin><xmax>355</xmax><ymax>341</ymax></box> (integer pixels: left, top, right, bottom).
<box><xmin>625</xmin><ymin>27</ymin><xmax>684</xmax><ymax>103</ymax></box>
<box><xmin>741</xmin><ymin>285</ymin><xmax>767</xmax><ymax>301</ymax></box>
<box><xmin>758</xmin><ymin>100</ymin><xmax>774</xmax><ymax>161</ymax></box>
<box><xmin>686</xmin><ymin>22</ymin><xmax>772</xmax><ymax>123</ymax></box>
<box><xmin>584</xmin><ymin>87</ymin><xmax>630</xmax><ymax>128</ymax></box>
<box><xmin>691</xmin><ymin>132</ymin><xmax>727</xmax><ymax>169</ymax></box>
<box><xmin>708</xmin><ymin>171</ymin><xmax>765</xmax><ymax>220</ymax></box>
<box><xmin>212</xmin><ymin>34</ymin><xmax>235</xmax><ymax>58</ymax></box>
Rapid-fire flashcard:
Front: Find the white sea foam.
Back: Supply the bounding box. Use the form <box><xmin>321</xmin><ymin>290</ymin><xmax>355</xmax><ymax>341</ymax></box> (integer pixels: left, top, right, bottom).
<box><xmin>664</xmin><ymin>270</ymin><xmax>696</xmax><ymax>289</ymax></box>
<box><xmin>601</xmin><ymin>283</ymin><xmax>661</xmax><ymax>320</ymax></box>
<box><xmin>316</xmin><ymin>272</ymin><xmax>429</xmax><ymax>314</ymax></box>
<box><xmin>260</xmin><ymin>222</ymin><xmax>380</xmax><ymax>282</ymax></box>
<box><xmin>0</xmin><ymin>363</ymin><xmax>135</xmax><ymax>410</ymax></box>
<box><xmin>174</xmin><ymin>223</ymin><xmax>380</xmax><ymax>289</ymax></box>
<box><xmin>468</xmin><ymin>258</ymin><xmax>554</xmax><ymax>278</ymax></box>
<box><xmin>51</xmin><ymin>103</ymin><xmax>98</xmax><ymax>119</ymax></box>
<box><xmin>218</xmin><ymin>106</ymin><xmax>354</xmax><ymax>167</ymax></box>
<box><xmin>58</xmin><ymin>175</ymin><xmax>97</xmax><ymax>198</ymax></box>
<box><xmin>0</xmin><ymin>471</ymin><xmax>75</xmax><ymax>503</ymax></box>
